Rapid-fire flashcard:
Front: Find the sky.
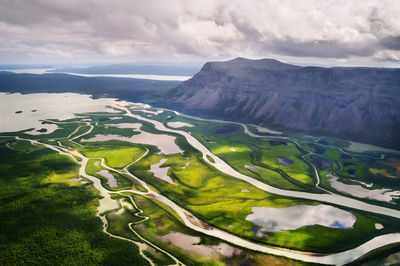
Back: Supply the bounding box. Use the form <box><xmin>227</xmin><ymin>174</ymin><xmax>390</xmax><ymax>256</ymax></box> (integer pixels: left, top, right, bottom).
<box><xmin>0</xmin><ymin>0</ymin><xmax>400</xmax><ymax>67</ymax></box>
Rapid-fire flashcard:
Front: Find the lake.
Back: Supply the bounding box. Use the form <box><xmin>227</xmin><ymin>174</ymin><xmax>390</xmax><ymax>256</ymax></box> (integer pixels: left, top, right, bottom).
<box><xmin>2</xmin><ymin>68</ymin><xmax>191</xmax><ymax>81</ymax></box>
<box><xmin>0</xmin><ymin>92</ymin><xmax>122</xmax><ymax>133</ymax></box>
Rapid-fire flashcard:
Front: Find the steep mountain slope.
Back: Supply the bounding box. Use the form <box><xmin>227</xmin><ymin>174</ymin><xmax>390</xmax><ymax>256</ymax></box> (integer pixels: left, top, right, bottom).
<box><xmin>168</xmin><ymin>57</ymin><xmax>400</xmax><ymax>148</ymax></box>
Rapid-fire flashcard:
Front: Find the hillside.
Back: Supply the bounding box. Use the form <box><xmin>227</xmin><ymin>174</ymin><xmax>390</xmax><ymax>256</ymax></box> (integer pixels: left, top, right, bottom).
<box><xmin>168</xmin><ymin>57</ymin><xmax>400</xmax><ymax>148</ymax></box>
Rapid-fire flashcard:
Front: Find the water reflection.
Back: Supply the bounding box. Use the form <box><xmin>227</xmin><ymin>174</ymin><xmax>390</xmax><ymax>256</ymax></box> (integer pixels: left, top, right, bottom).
<box><xmin>246</xmin><ymin>204</ymin><xmax>356</xmax><ymax>232</ymax></box>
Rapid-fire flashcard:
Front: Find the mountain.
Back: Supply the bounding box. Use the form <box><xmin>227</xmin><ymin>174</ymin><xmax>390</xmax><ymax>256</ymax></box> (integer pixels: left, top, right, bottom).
<box><xmin>168</xmin><ymin>57</ymin><xmax>400</xmax><ymax>148</ymax></box>
<box><xmin>49</xmin><ymin>62</ymin><xmax>202</xmax><ymax>76</ymax></box>
<box><xmin>0</xmin><ymin>72</ymin><xmax>180</xmax><ymax>104</ymax></box>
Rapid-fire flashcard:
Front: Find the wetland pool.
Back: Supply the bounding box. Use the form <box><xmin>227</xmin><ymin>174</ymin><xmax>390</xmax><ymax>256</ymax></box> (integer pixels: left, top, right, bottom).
<box><xmin>246</xmin><ymin>204</ymin><xmax>356</xmax><ymax>232</ymax></box>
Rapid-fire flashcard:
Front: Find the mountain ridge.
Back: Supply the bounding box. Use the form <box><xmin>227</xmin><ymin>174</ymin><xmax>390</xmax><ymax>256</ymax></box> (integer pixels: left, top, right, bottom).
<box><xmin>167</xmin><ymin>57</ymin><xmax>400</xmax><ymax>148</ymax></box>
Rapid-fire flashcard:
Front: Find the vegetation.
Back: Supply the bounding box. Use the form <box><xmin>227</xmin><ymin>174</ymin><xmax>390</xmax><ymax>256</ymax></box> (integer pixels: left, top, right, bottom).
<box><xmin>1</xmin><ymin>104</ymin><xmax>399</xmax><ymax>265</ymax></box>
<box><xmin>127</xmin><ymin>134</ymin><xmax>391</xmax><ymax>253</ymax></box>
<box><xmin>0</xmin><ymin>138</ymin><xmax>149</xmax><ymax>265</ymax></box>
<box><xmin>107</xmin><ymin>193</ymin><xmax>307</xmax><ymax>266</ymax></box>
<box><xmin>81</xmin><ymin>146</ymin><xmax>146</xmax><ymax>169</ymax></box>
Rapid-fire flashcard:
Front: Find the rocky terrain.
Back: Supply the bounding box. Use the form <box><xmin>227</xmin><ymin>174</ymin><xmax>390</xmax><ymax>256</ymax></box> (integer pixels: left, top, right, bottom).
<box><xmin>168</xmin><ymin>57</ymin><xmax>400</xmax><ymax>148</ymax></box>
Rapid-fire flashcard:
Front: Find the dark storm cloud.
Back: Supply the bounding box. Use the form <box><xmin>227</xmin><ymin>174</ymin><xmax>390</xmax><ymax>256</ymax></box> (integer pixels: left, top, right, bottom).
<box><xmin>0</xmin><ymin>0</ymin><xmax>399</xmax><ymax>63</ymax></box>
<box><xmin>380</xmin><ymin>36</ymin><xmax>400</xmax><ymax>51</ymax></box>
<box><xmin>266</xmin><ymin>39</ymin><xmax>379</xmax><ymax>58</ymax></box>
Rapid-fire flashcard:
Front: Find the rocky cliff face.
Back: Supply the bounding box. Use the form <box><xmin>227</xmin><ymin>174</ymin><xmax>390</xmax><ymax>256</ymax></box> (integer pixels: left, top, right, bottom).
<box><xmin>168</xmin><ymin>57</ymin><xmax>400</xmax><ymax>148</ymax></box>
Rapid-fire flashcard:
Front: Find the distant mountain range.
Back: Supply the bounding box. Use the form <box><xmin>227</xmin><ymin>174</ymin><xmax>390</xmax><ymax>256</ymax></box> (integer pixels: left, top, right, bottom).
<box><xmin>168</xmin><ymin>57</ymin><xmax>400</xmax><ymax>148</ymax></box>
<box><xmin>49</xmin><ymin>63</ymin><xmax>202</xmax><ymax>76</ymax></box>
<box><xmin>0</xmin><ymin>72</ymin><xmax>180</xmax><ymax>104</ymax></box>
<box><xmin>1</xmin><ymin>58</ymin><xmax>399</xmax><ymax>148</ymax></box>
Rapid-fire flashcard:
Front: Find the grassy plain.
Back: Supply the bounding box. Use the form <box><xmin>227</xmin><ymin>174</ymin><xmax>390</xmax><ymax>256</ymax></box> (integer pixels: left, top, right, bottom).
<box><xmin>2</xmin><ymin>107</ymin><xmax>400</xmax><ymax>264</ymax></box>
<box><xmin>158</xmin><ymin>112</ymin><xmax>317</xmax><ymax>192</ymax></box>
<box><xmin>126</xmin><ymin>136</ymin><xmax>389</xmax><ymax>253</ymax></box>
<box><xmin>107</xmin><ymin>192</ymin><xmax>307</xmax><ymax>266</ymax></box>
<box><xmin>81</xmin><ymin>146</ymin><xmax>146</xmax><ymax>169</ymax></box>
<box><xmin>158</xmin><ymin>111</ymin><xmax>400</xmax><ymax>205</ymax></box>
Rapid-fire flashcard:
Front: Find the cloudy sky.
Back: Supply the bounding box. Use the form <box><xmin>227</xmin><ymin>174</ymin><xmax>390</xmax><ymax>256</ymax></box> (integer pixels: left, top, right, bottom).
<box><xmin>1</xmin><ymin>0</ymin><xmax>399</xmax><ymax>66</ymax></box>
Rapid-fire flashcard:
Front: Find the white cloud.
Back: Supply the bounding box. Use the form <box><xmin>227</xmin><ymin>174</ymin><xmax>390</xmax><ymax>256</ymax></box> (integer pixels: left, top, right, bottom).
<box><xmin>0</xmin><ymin>0</ymin><xmax>399</xmax><ymax>65</ymax></box>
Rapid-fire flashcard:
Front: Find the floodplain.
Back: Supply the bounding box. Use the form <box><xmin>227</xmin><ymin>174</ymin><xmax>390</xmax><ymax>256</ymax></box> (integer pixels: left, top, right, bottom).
<box><xmin>1</xmin><ymin>93</ymin><xmax>400</xmax><ymax>265</ymax></box>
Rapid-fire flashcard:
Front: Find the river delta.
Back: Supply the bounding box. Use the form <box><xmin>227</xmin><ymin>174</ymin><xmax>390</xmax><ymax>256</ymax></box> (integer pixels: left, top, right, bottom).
<box><xmin>1</xmin><ymin>92</ymin><xmax>400</xmax><ymax>265</ymax></box>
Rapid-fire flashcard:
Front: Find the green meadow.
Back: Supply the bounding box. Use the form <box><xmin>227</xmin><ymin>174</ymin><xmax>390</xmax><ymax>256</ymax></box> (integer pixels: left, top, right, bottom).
<box><xmin>126</xmin><ymin>132</ymin><xmax>392</xmax><ymax>253</ymax></box>
<box><xmin>81</xmin><ymin>145</ymin><xmax>146</xmax><ymax>169</ymax></box>
<box><xmin>1</xmin><ymin>107</ymin><xmax>399</xmax><ymax>265</ymax></box>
